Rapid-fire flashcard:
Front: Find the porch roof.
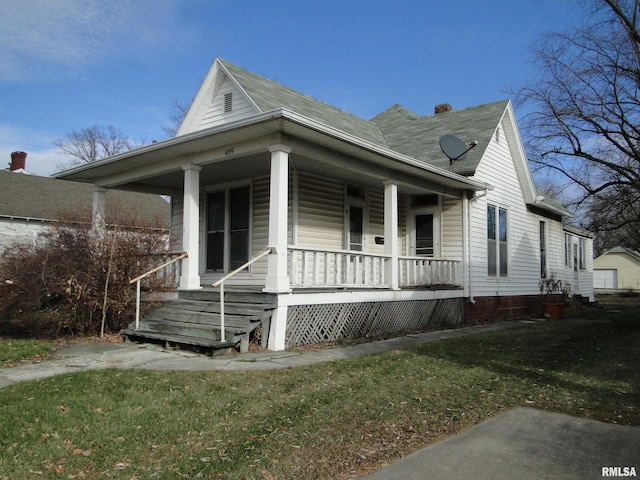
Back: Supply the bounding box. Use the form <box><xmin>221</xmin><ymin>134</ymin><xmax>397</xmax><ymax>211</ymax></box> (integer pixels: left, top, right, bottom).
<box><xmin>55</xmin><ymin>109</ymin><xmax>492</xmax><ymax>196</ymax></box>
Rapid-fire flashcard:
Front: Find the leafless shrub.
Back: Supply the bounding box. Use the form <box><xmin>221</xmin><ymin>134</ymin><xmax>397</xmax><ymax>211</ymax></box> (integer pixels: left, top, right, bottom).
<box><xmin>0</xmin><ymin>206</ymin><xmax>174</xmax><ymax>337</ymax></box>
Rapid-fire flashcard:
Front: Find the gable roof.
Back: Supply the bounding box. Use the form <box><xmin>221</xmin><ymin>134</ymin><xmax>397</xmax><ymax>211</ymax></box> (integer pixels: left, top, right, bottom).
<box><xmin>596</xmin><ymin>246</ymin><xmax>640</xmax><ymax>262</ymax></box>
<box><xmin>183</xmin><ymin>59</ymin><xmax>508</xmax><ymax>176</ymax></box>
<box><xmin>371</xmin><ymin>100</ymin><xmax>509</xmax><ymax>176</ymax></box>
<box><xmin>182</xmin><ymin>59</ymin><xmax>388</xmax><ymax>145</ymax></box>
<box><xmin>0</xmin><ymin>170</ymin><xmax>170</xmax><ymax>227</ymax></box>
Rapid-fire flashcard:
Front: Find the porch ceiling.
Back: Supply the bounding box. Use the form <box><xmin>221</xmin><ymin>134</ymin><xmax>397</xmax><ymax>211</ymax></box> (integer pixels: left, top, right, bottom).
<box><xmin>56</xmin><ymin>109</ymin><xmax>491</xmax><ymax>196</ymax></box>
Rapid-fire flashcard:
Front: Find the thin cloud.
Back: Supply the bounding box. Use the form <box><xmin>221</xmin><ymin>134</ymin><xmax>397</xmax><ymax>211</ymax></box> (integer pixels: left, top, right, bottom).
<box><xmin>0</xmin><ymin>123</ymin><xmax>69</xmax><ymax>176</ymax></box>
<box><xmin>0</xmin><ymin>0</ymin><xmax>199</xmax><ymax>82</ymax></box>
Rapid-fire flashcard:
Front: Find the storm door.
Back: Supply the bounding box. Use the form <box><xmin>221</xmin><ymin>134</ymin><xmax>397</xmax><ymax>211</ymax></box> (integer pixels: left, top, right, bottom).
<box><xmin>415</xmin><ymin>213</ymin><xmax>435</xmax><ymax>257</ymax></box>
<box><xmin>206</xmin><ymin>186</ymin><xmax>250</xmax><ymax>272</ymax></box>
<box><xmin>412</xmin><ymin>211</ymin><xmax>439</xmax><ymax>258</ymax></box>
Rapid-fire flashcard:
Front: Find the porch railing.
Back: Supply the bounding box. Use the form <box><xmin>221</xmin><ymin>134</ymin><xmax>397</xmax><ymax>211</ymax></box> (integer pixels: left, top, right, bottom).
<box><xmin>129</xmin><ymin>251</ymin><xmax>188</xmax><ymax>330</ymax></box>
<box><xmin>288</xmin><ymin>246</ymin><xmax>463</xmax><ymax>289</ymax></box>
<box><xmin>212</xmin><ymin>248</ymin><xmax>272</xmax><ymax>342</ymax></box>
<box><xmin>398</xmin><ymin>256</ymin><xmax>462</xmax><ymax>287</ymax></box>
<box><xmin>289</xmin><ymin>246</ymin><xmax>388</xmax><ymax>288</ymax></box>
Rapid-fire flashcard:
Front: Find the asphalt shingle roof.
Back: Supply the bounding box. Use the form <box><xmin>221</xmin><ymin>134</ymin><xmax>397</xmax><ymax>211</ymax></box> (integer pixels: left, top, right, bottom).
<box><xmin>220</xmin><ymin>59</ymin><xmax>388</xmax><ymax>145</ymax></box>
<box><xmin>371</xmin><ymin>101</ymin><xmax>510</xmax><ymax>175</ymax></box>
<box><xmin>221</xmin><ymin>59</ymin><xmax>509</xmax><ymax>176</ymax></box>
<box><xmin>0</xmin><ymin>170</ymin><xmax>170</xmax><ymax>227</ymax></box>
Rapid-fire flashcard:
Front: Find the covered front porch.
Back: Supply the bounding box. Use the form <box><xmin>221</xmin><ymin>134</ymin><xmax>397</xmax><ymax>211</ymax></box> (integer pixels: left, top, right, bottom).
<box><xmin>59</xmin><ymin>110</ymin><xmax>487</xmax><ymax>350</ymax></box>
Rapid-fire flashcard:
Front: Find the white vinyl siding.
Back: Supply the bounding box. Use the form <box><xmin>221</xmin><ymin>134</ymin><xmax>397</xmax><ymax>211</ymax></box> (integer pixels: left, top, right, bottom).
<box><xmin>297</xmin><ymin>173</ymin><xmax>343</xmax><ymax>250</ymax></box>
<box><xmin>441</xmin><ymin>197</ymin><xmax>463</xmax><ymax>259</ymax></box>
<box><xmin>470</xmin><ymin>117</ymin><xmax>561</xmax><ymax>297</ymax></box>
<box><xmin>199</xmin><ymin>77</ymin><xmax>257</xmax><ymax>130</ymax></box>
<box><xmin>250</xmin><ymin>175</ymin><xmax>270</xmax><ymax>277</ymax></box>
<box><xmin>368</xmin><ymin>188</ymin><xmax>385</xmax><ymax>255</ymax></box>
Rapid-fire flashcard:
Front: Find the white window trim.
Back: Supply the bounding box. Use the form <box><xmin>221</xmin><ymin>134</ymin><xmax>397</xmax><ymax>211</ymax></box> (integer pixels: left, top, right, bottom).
<box><xmin>487</xmin><ymin>203</ymin><xmax>509</xmax><ymax>278</ymax></box>
<box><xmin>344</xmin><ymin>185</ymin><xmax>368</xmax><ymax>252</ymax></box>
<box><xmin>408</xmin><ymin>206</ymin><xmax>441</xmax><ymax>258</ymax></box>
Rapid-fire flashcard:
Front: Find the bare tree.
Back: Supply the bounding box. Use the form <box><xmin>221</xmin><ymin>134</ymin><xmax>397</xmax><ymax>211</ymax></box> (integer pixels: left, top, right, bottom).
<box><xmin>54</xmin><ymin>124</ymin><xmax>143</xmax><ymax>169</ymax></box>
<box><xmin>162</xmin><ymin>97</ymin><xmax>192</xmax><ymax>138</ymax></box>
<box><xmin>514</xmin><ymin>0</ymin><xmax>640</xmax><ymax>252</ymax></box>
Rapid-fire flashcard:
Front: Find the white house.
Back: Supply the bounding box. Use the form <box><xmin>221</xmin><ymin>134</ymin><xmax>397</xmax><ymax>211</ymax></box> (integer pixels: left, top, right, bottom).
<box><xmin>56</xmin><ymin>58</ymin><xmax>594</xmax><ymax>351</ymax></box>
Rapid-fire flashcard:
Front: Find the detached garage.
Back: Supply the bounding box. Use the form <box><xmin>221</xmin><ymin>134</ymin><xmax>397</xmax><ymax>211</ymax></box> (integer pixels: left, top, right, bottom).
<box><xmin>593</xmin><ymin>247</ymin><xmax>640</xmax><ymax>291</ymax></box>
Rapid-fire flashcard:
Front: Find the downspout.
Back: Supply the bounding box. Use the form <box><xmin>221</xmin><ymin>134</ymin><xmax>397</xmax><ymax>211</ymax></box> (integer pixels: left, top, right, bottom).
<box><xmin>467</xmin><ymin>188</ymin><xmax>489</xmax><ymax>304</ymax></box>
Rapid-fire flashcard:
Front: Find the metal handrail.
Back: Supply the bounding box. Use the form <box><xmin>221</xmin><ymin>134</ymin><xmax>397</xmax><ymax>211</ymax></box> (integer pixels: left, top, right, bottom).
<box><xmin>129</xmin><ymin>251</ymin><xmax>188</xmax><ymax>330</ymax></box>
<box><xmin>212</xmin><ymin>247</ymin><xmax>272</xmax><ymax>342</ymax></box>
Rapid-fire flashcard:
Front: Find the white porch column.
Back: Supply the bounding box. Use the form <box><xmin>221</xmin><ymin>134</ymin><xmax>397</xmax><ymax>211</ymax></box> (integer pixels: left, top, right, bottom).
<box><xmin>179</xmin><ymin>164</ymin><xmax>202</xmax><ymax>290</ymax></box>
<box><xmin>384</xmin><ymin>180</ymin><xmax>399</xmax><ymax>290</ymax></box>
<box><xmin>264</xmin><ymin>144</ymin><xmax>292</xmax><ymax>294</ymax></box>
<box><xmin>91</xmin><ymin>186</ymin><xmax>107</xmax><ymax>233</ymax></box>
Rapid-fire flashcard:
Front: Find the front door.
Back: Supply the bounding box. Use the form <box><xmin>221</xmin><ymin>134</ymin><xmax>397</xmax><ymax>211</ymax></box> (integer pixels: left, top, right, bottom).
<box><xmin>413</xmin><ymin>212</ymin><xmax>438</xmax><ymax>257</ymax></box>
<box><xmin>206</xmin><ymin>186</ymin><xmax>250</xmax><ymax>272</ymax></box>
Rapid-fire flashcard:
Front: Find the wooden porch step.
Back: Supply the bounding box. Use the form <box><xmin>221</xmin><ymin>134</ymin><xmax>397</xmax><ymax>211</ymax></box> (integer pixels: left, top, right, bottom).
<box><xmin>133</xmin><ymin>318</ymin><xmax>254</xmax><ymax>342</ymax></box>
<box><xmin>124</xmin><ymin>289</ymin><xmax>275</xmax><ymax>353</ymax></box>
<box><xmin>178</xmin><ymin>289</ymin><xmax>277</xmax><ymax>306</ymax></box>
<box><xmin>162</xmin><ymin>299</ymin><xmax>273</xmax><ymax>316</ymax></box>
<box><xmin>145</xmin><ymin>307</ymin><xmax>263</xmax><ymax>328</ymax></box>
<box><xmin>122</xmin><ymin>329</ymin><xmax>237</xmax><ymax>350</ymax></box>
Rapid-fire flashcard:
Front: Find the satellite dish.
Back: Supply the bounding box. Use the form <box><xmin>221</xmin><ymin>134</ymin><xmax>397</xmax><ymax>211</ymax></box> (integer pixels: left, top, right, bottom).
<box><xmin>439</xmin><ymin>135</ymin><xmax>479</xmax><ymax>170</ymax></box>
<box><xmin>440</xmin><ymin>134</ymin><xmax>469</xmax><ymax>161</ymax></box>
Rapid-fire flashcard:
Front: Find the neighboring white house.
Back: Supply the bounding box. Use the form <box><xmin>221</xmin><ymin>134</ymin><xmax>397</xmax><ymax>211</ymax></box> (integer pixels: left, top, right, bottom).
<box><xmin>0</xmin><ymin>153</ymin><xmax>171</xmax><ymax>254</ymax></box>
<box><xmin>56</xmin><ymin>58</ymin><xmax>595</xmax><ymax>351</ymax></box>
<box><xmin>593</xmin><ymin>246</ymin><xmax>640</xmax><ymax>290</ymax></box>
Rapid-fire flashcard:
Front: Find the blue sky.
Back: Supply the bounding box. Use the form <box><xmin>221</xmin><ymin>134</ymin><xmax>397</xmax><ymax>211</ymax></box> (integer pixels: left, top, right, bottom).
<box><xmin>0</xmin><ymin>0</ymin><xmax>580</xmax><ymax>177</ymax></box>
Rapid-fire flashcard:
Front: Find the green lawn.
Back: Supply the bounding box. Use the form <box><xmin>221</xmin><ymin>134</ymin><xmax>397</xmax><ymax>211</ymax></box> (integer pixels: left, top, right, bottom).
<box><xmin>0</xmin><ymin>338</ymin><xmax>55</xmax><ymax>367</ymax></box>
<box><xmin>0</xmin><ymin>303</ymin><xmax>638</xmax><ymax>479</ymax></box>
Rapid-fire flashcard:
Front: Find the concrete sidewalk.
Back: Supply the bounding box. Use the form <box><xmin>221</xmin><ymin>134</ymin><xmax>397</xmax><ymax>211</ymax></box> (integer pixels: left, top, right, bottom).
<box><xmin>361</xmin><ymin>408</ymin><xmax>640</xmax><ymax>480</ymax></box>
<box><xmin>0</xmin><ymin>320</ymin><xmax>525</xmax><ymax>389</ymax></box>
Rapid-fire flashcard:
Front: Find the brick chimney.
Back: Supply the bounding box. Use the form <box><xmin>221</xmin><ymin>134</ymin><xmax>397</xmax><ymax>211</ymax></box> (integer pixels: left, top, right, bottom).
<box><xmin>10</xmin><ymin>151</ymin><xmax>27</xmax><ymax>171</ymax></box>
<box><xmin>435</xmin><ymin>103</ymin><xmax>453</xmax><ymax>114</ymax></box>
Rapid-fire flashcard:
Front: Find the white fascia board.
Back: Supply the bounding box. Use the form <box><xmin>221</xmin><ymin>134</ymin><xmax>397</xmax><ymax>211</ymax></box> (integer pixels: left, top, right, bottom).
<box><xmin>55</xmin><ymin>108</ymin><xmax>491</xmax><ymax>193</ymax></box>
<box><xmin>216</xmin><ymin>59</ymin><xmax>262</xmax><ymax>113</ymax></box>
<box><xmin>501</xmin><ymin>102</ymin><xmax>538</xmax><ymax>203</ymax></box>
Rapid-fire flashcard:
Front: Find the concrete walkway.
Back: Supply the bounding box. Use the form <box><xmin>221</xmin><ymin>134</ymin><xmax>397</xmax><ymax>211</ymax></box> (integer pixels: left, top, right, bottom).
<box><xmin>0</xmin><ymin>320</ymin><xmax>525</xmax><ymax>389</ymax></box>
<box><xmin>2</xmin><ymin>319</ymin><xmax>639</xmax><ymax>479</ymax></box>
<box><xmin>361</xmin><ymin>408</ymin><xmax>640</xmax><ymax>480</ymax></box>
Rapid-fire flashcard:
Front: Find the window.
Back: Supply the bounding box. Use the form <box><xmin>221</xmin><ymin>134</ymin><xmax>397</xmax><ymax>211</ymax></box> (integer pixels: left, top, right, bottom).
<box><xmin>540</xmin><ymin>221</ymin><xmax>547</xmax><ymax>278</ymax></box>
<box><xmin>224</xmin><ymin>92</ymin><xmax>233</xmax><ymax>113</ymax></box>
<box><xmin>487</xmin><ymin>205</ymin><xmax>508</xmax><ymax>277</ymax></box>
<box><xmin>578</xmin><ymin>238</ymin><xmax>586</xmax><ymax>270</ymax></box>
<box><xmin>346</xmin><ymin>184</ymin><xmax>366</xmax><ymax>251</ymax></box>
<box><xmin>206</xmin><ymin>186</ymin><xmax>250</xmax><ymax>272</ymax></box>
<box><xmin>564</xmin><ymin>233</ymin><xmax>572</xmax><ymax>267</ymax></box>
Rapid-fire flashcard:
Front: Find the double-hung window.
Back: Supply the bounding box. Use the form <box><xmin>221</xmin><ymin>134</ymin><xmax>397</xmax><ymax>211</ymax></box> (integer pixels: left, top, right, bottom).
<box><xmin>487</xmin><ymin>204</ymin><xmax>508</xmax><ymax>277</ymax></box>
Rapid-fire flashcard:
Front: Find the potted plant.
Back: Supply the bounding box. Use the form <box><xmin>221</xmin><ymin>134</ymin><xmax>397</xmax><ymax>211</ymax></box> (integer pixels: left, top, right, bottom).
<box><xmin>538</xmin><ymin>273</ymin><xmax>571</xmax><ymax>319</ymax></box>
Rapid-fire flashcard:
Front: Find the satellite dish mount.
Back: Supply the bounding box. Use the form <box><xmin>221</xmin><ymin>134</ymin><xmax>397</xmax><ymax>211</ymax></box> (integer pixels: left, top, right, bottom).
<box><xmin>439</xmin><ymin>135</ymin><xmax>478</xmax><ymax>170</ymax></box>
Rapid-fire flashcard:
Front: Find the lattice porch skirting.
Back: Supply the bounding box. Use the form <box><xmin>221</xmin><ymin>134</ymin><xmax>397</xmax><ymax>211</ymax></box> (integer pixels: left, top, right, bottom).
<box><xmin>285</xmin><ymin>298</ymin><xmax>463</xmax><ymax>347</ymax></box>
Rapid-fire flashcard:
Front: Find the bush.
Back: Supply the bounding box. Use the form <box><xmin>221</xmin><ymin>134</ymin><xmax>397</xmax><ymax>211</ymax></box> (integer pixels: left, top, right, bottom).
<box><xmin>0</xmin><ymin>209</ymin><xmax>174</xmax><ymax>337</ymax></box>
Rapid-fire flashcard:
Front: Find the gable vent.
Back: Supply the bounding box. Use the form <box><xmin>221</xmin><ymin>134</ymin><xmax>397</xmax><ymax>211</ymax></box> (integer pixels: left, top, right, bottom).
<box><xmin>224</xmin><ymin>92</ymin><xmax>233</xmax><ymax>113</ymax></box>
